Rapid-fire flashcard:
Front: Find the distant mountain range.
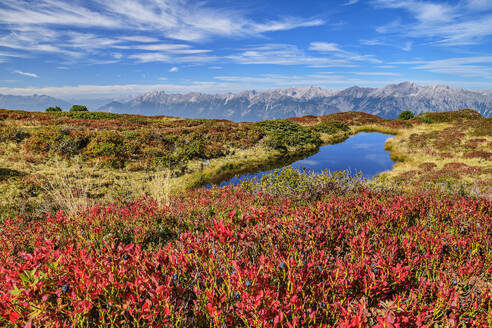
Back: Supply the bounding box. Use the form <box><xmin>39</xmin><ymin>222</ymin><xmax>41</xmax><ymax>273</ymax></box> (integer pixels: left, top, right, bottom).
<box><xmin>98</xmin><ymin>82</ymin><xmax>492</xmax><ymax>120</ymax></box>
<box><xmin>0</xmin><ymin>94</ymin><xmax>71</xmax><ymax>112</ymax></box>
<box><xmin>1</xmin><ymin>82</ymin><xmax>491</xmax><ymax>120</ymax></box>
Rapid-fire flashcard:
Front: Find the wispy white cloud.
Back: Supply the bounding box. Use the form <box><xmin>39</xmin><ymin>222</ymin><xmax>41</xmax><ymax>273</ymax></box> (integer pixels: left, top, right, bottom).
<box><xmin>0</xmin><ymin>0</ymin><xmax>324</xmax><ymax>45</ymax></box>
<box><xmin>401</xmin><ymin>41</ymin><xmax>413</xmax><ymax>51</ymax></box>
<box><xmin>351</xmin><ymin>72</ymin><xmax>400</xmax><ymax>76</ymax></box>
<box><xmin>115</xmin><ymin>43</ymin><xmax>211</xmax><ymax>55</ymax></box>
<box><xmin>128</xmin><ymin>53</ymin><xmax>172</xmax><ymax>63</ymax></box>
<box><xmin>13</xmin><ymin>70</ymin><xmax>39</xmax><ymax>78</ymax></box>
<box><xmin>360</xmin><ymin>39</ymin><xmax>385</xmax><ymax>46</ymax></box>
<box><xmin>309</xmin><ymin>42</ymin><xmax>382</xmax><ymax>64</ymax></box>
<box><xmin>0</xmin><ymin>0</ymin><xmax>120</xmax><ymax>28</ymax></box>
<box><xmin>229</xmin><ymin>43</ymin><xmax>380</xmax><ymax>67</ymax></box>
<box><xmin>129</xmin><ymin>52</ymin><xmax>216</xmax><ymax>64</ymax></box>
<box><xmin>374</xmin><ymin>0</ymin><xmax>456</xmax><ymax>23</ymax></box>
<box><xmin>465</xmin><ymin>0</ymin><xmax>492</xmax><ymax>10</ymax></box>
<box><xmin>0</xmin><ymin>27</ymin><xmax>83</xmax><ymax>59</ymax></box>
<box><xmin>250</xmin><ymin>18</ymin><xmax>324</xmax><ymax>34</ymax></box>
<box><xmin>0</xmin><ymin>0</ymin><xmax>324</xmax><ymax>65</ymax></box>
<box><xmin>228</xmin><ymin>44</ymin><xmax>352</xmax><ymax>66</ymax></box>
<box><xmin>361</xmin><ymin>39</ymin><xmax>413</xmax><ymax>51</ymax></box>
<box><xmin>64</xmin><ymin>32</ymin><xmax>120</xmax><ymax>51</ymax></box>
<box><xmin>119</xmin><ymin>36</ymin><xmax>160</xmax><ymax>43</ymax></box>
<box><xmin>0</xmin><ymin>28</ymin><xmax>214</xmax><ymax>66</ymax></box>
<box><xmin>309</xmin><ymin>42</ymin><xmax>342</xmax><ymax>52</ymax></box>
<box><xmin>169</xmin><ymin>67</ymin><xmax>179</xmax><ymax>72</ymax></box>
<box><xmin>214</xmin><ymin>73</ymin><xmax>399</xmax><ymax>87</ymax></box>
<box><xmin>374</xmin><ymin>0</ymin><xmax>492</xmax><ymax>45</ymax></box>
<box><xmin>0</xmin><ymin>51</ymin><xmax>27</xmax><ymax>63</ymax></box>
<box><xmin>392</xmin><ymin>56</ymin><xmax>492</xmax><ymax>78</ymax></box>
<box><xmin>344</xmin><ymin>0</ymin><xmax>360</xmax><ymax>5</ymax></box>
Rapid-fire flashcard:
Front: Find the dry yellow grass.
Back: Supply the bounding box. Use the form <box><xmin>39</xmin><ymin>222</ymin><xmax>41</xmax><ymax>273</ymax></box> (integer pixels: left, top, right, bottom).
<box><xmin>375</xmin><ymin>122</ymin><xmax>491</xmax><ymax>198</ymax></box>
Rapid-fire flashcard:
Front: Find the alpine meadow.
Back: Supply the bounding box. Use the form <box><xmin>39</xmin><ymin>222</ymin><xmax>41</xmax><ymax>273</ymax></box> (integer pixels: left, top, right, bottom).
<box><xmin>0</xmin><ymin>0</ymin><xmax>491</xmax><ymax>327</ymax></box>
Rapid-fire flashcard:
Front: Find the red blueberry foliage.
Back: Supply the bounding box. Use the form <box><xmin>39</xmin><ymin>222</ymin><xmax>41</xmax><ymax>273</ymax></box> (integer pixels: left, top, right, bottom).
<box><xmin>1</xmin><ymin>185</ymin><xmax>491</xmax><ymax>327</ymax></box>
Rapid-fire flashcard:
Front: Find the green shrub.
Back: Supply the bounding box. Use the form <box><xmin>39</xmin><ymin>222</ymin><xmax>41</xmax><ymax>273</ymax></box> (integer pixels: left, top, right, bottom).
<box><xmin>45</xmin><ymin>106</ymin><xmax>62</xmax><ymax>112</ymax></box>
<box><xmin>84</xmin><ymin>131</ymin><xmax>141</xmax><ymax>168</ymax></box>
<box><xmin>416</xmin><ymin>116</ymin><xmax>434</xmax><ymax>124</ymax></box>
<box><xmin>398</xmin><ymin>110</ymin><xmax>414</xmax><ymax>120</ymax></box>
<box><xmin>256</xmin><ymin>120</ymin><xmax>321</xmax><ymax>150</ymax></box>
<box><xmin>242</xmin><ymin>166</ymin><xmax>364</xmax><ymax>200</ymax></box>
<box><xmin>54</xmin><ymin>128</ymin><xmax>90</xmax><ymax>156</ymax></box>
<box><xmin>417</xmin><ymin>109</ymin><xmax>482</xmax><ymax>123</ymax></box>
<box><xmin>177</xmin><ymin>140</ymin><xmax>206</xmax><ymax>161</ymax></box>
<box><xmin>471</xmin><ymin>118</ymin><xmax>492</xmax><ymax>136</ymax></box>
<box><xmin>86</xmin><ymin>132</ymin><xmax>127</xmax><ymax>158</ymax></box>
<box><xmin>0</xmin><ymin>126</ymin><xmax>30</xmax><ymax>142</ymax></box>
<box><xmin>65</xmin><ymin>111</ymin><xmax>120</xmax><ymax>120</ymax></box>
<box><xmin>312</xmin><ymin>121</ymin><xmax>350</xmax><ymax>134</ymax></box>
<box><xmin>69</xmin><ymin>105</ymin><xmax>88</xmax><ymax>112</ymax></box>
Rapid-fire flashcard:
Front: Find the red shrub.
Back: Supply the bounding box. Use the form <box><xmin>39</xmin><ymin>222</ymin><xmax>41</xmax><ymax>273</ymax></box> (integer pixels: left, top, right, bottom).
<box><xmin>1</xmin><ymin>186</ymin><xmax>490</xmax><ymax>327</ymax></box>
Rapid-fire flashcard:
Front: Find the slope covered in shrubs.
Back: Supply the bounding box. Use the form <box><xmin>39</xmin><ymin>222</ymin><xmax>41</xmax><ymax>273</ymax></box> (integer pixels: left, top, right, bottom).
<box><xmin>0</xmin><ymin>108</ymin><xmax>326</xmax><ymax>218</ymax></box>
<box><xmin>1</xmin><ymin>169</ymin><xmax>490</xmax><ymax>327</ymax></box>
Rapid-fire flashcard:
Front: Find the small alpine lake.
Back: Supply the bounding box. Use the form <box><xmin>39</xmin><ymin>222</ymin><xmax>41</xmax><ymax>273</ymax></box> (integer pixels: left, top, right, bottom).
<box><xmin>210</xmin><ymin>132</ymin><xmax>395</xmax><ymax>187</ymax></box>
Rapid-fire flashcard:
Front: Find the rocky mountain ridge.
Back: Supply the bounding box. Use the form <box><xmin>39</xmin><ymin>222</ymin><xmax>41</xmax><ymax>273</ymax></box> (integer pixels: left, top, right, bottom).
<box><xmin>98</xmin><ymin>82</ymin><xmax>492</xmax><ymax>120</ymax></box>
<box><xmin>1</xmin><ymin>82</ymin><xmax>491</xmax><ymax>120</ymax></box>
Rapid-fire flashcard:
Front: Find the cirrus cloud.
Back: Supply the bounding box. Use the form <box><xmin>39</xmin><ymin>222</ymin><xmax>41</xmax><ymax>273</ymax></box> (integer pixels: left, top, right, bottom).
<box><xmin>13</xmin><ymin>70</ymin><xmax>39</xmax><ymax>78</ymax></box>
<box><xmin>373</xmin><ymin>0</ymin><xmax>492</xmax><ymax>45</ymax></box>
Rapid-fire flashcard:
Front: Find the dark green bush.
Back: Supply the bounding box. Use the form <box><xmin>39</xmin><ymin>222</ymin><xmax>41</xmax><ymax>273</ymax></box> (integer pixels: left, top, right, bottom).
<box><xmin>45</xmin><ymin>106</ymin><xmax>62</xmax><ymax>112</ymax></box>
<box><xmin>177</xmin><ymin>140</ymin><xmax>206</xmax><ymax>160</ymax></box>
<box><xmin>312</xmin><ymin>121</ymin><xmax>350</xmax><ymax>134</ymax></box>
<box><xmin>256</xmin><ymin>120</ymin><xmax>321</xmax><ymax>150</ymax></box>
<box><xmin>398</xmin><ymin>110</ymin><xmax>414</xmax><ymax>120</ymax></box>
<box><xmin>69</xmin><ymin>105</ymin><xmax>88</xmax><ymax>112</ymax></box>
<box><xmin>65</xmin><ymin>111</ymin><xmax>120</xmax><ymax>120</ymax></box>
<box><xmin>84</xmin><ymin>131</ymin><xmax>142</xmax><ymax>168</ymax></box>
<box><xmin>417</xmin><ymin>116</ymin><xmax>434</xmax><ymax>124</ymax></box>
<box><xmin>85</xmin><ymin>132</ymin><xmax>127</xmax><ymax>158</ymax></box>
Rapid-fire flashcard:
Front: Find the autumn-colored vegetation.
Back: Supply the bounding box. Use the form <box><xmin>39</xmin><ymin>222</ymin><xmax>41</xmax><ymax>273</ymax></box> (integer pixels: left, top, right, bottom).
<box><xmin>0</xmin><ymin>109</ymin><xmax>346</xmax><ymax>218</ymax></box>
<box><xmin>0</xmin><ymin>109</ymin><xmax>263</xmax><ymax>169</ymax></box>
<box><xmin>380</xmin><ymin>110</ymin><xmax>492</xmax><ymax>196</ymax></box>
<box><xmin>0</xmin><ymin>108</ymin><xmax>490</xmax><ymax>217</ymax></box>
<box><xmin>0</xmin><ymin>107</ymin><xmax>491</xmax><ymax>327</ymax></box>
<box><xmin>1</xmin><ymin>168</ymin><xmax>490</xmax><ymax>327</ymax></box>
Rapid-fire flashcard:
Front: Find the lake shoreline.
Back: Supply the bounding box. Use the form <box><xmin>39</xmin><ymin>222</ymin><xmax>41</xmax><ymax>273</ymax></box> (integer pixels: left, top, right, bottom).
<box><xmin>206</xmin><ymin>132</ymin><xmax>395</xmax><ymax>187</ymax></box>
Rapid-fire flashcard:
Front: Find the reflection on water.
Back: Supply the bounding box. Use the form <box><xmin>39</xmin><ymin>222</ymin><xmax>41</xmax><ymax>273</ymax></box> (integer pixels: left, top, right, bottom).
<box><xmin>211</xmin><ymin>132</ymin><xmax>395</xmax><ymax>187</ymax></box>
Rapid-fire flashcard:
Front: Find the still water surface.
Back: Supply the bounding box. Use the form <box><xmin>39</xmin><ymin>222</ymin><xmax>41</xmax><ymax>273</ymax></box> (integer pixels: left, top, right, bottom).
<box><xmin>212</xmin><ymin>132</ymin><xmax>395</xmax><ymax>187</ymax></box>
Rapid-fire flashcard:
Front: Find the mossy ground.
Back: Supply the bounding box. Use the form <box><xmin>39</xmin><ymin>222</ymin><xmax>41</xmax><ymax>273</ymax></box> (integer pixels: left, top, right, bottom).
<box><xmin>0</xmin><ymin>108</ymin><xmax>490</xmax><ymax>218</ymax></box>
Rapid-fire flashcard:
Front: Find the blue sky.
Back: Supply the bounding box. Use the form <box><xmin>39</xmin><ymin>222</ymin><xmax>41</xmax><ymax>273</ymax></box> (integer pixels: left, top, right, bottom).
<box><xmin>1</xmin><ymin>0</ymin><xmax>492</xmax><ymax>101</ymax></box>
